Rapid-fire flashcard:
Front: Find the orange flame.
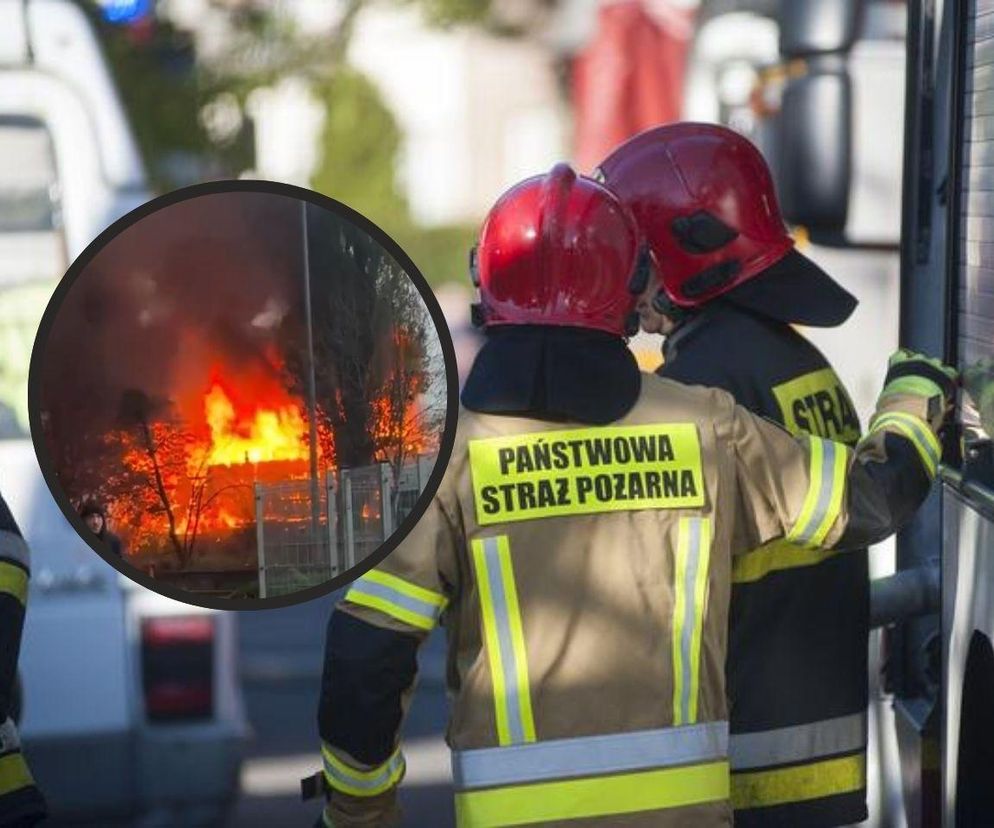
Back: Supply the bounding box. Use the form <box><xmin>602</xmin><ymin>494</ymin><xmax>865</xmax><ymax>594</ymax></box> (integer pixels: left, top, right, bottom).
<box><xmin>107</xmin><ymin>350</ymin><xmax>438</xmax><ymax>557</ymax></box>
<box><xmin>200</xmin><ymin>381</ymin><xmax>310</xmax><ymax>467</ymax></box>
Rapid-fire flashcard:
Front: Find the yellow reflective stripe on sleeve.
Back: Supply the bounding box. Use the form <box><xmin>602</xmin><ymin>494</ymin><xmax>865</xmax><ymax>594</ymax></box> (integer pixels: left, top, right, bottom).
<box><xmin>730</xmin><ymin>753</ymin><xmax>866</xmax><ymax>809</ymax></box>
<box><xmin>345</xmin><ymin>569</ymin><xmax>447</xmax><ymax>631</ymax></box>
<box><xmin>811</xmin><ymin>439</ymin><xmax>848</xmax><ymax>547</ymax></box>
<box><xmin>785</xmin><ymin>437</ymin><xmax>849</xmax><ymax>549</ymax></box>
<box><xmin>672</xmin><ymin>517</ymin><xmax>711</xmax><ymax>726</ymax></box>
<box><xmin>868</xmin><ymin>412</ymin><xmax>941</xmax><ymax>477</ymax></box>
<box><xmin>0</xmin><ymin>561</ymin><xmax>28</xmax><ymax>606</ymax></box>
<box><xmin>321</xmin><ymin>743</ymin><xmax>405</xmax><ymax>797</ymax></box>
<box><xmin>880</xmin><ymin>375</ymin><xmax>944</xmax><ymax>401</ymax></box>
<box><xmin>454</xmin><ymin>760</ymin><xmax>729</xmax><ymax>827</ymax></box>
<box><xmin>471</xmin><ymin>537</ymin><xmax>536</xmax><ymax>746</ymax></box>
<box><xmin>732</xmin><ymin>539</ymin><xmax>840</xmax><ymax>584</ymax></box>
<box><xmin>786</xmin><ymin>437</ymin><xmax>824</xmax><ymax>545</ymax></box>
<box><xmin>0</xmin><ymin>751</ymin><xmax>34</xmax><ymax>796</ymax></box>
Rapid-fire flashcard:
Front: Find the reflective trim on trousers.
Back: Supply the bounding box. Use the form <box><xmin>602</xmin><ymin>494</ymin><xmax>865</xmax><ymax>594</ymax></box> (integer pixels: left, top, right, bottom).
<box><xmin>321</xmin><ymin>743</ymin><xmax>405</xmax><ymax>797</ymax></box>
<box><xmin>786</xmin><ymin>437</ymin><xmax>849</xmax><ymax>549</ymax></box>
<box><xmin>672</xmin><ymin>517</ymin><xmax>712</xmax><ymax>726</ymax></box>
<box><xmin>0</xmin><ymin>751</ymin><xmax>34</xmax><ymax>797</ymax></box>
<box><xmin>454</xmin><ymin>760</ymin><xmax>730</xmax><ymax>827</ymax></box>
<box><xmin>345</xmin><ymin>569</ymin><xmax>447</xmax><ymax>631</ymax></box>
<box><xmin>0</xmin><ymin>719</ymin><xmax>20</xmax><ymax>755</ymax></box>
<box><xmin>452</xmin><ymin>720</ymin><xmax>728</xmax><ymax>790</ymax></box>
<box><xmin>729</xmin><ymin>712</ymin><xmax>867</xmax><ymax>771</ymax></box>
<box><xmin>471</xmin><ymin>536</ymin><xmax>535</xmax><ymax>746</ymax></box>
<box><xmin>0</xmin><ymin>560</ymin><xmax>28</xmax><ymax>607</ymax></box>
<box><xmin>731</xmin><ymin>538</ymin><xmax>840</xmax><ymax>584</ymax></box>
<box><xmin>731</xmin><ymin>753</ymin><xmax>867</xmax><ymax>810</ymax></box>
<box><xmin>0</xmin><ymin>531</ymin><xmax>29</xmax><ymax>570</ymax></box>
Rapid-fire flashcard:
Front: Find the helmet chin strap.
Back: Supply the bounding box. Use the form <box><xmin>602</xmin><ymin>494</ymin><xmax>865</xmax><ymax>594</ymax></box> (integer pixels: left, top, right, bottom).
<box><xmin>651</xmin><ymin>289</ymin><xmax>692</xmax><ymax>325</ymax></box>
<box><xmin>469</xmin><ymin>245</ymin><xmax>486</xmax><ymax>328</ymax></box>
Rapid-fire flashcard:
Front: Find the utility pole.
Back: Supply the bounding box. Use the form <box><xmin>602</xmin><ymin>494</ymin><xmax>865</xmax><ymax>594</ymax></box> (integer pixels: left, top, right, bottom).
<box><xmin>301</xmin><ymin>201</ymin><xmax>322</xmax><ymax>555</ymax></box>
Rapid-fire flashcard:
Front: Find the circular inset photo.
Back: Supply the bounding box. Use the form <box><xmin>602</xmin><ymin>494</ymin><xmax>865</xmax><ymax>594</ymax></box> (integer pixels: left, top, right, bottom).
<box><xmin>28</xmin><ymin>181</ymin><xmax>457</xmax><ymax>609</ymax></box>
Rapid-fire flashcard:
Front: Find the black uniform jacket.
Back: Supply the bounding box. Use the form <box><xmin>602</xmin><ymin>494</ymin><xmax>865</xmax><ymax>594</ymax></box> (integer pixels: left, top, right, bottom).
<box><xmin>660</xmin><ymin>302</ymin><xmax>869</xmax><ymax>828</ymax></box>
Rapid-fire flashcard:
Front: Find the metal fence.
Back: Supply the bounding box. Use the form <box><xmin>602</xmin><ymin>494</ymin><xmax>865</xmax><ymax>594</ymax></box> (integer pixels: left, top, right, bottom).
<box><xmin>255</xmin><ymin>454</ymin><xmax>436</xmax><ymax>597</ymax></box>
<box><xmin>254</xmin><ymin>474</ymin><xmax>336</xmax><ymax>598</ymax></box>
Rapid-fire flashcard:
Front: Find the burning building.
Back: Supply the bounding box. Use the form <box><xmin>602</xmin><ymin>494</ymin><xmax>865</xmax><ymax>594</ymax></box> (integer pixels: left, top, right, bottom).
<box><xmin>35</xmin><ymin>188</ymin><xmax>443</xmax><ymax>577</ymax></box>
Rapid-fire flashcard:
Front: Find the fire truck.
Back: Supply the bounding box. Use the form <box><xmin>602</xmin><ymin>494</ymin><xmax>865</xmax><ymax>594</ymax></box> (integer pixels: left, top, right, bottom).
<box><xmin>686</xmin><ymin>0</ymin><xmax>994</xmax><ymax>823</ymax></box>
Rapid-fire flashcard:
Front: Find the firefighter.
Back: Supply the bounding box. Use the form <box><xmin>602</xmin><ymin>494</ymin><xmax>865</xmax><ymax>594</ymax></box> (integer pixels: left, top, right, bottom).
<box><xmin>595</xmin><ymin>121</ymin><xmax>895</xmax><ymax>826</ymax></box>
<box><xmin>0</xmin><ymin>493</ymin><xmax>46</xmax><ymax>826</ymax></box>
<box><xmin>310</xmin><ymin>164</ymin><xmax>955</xmax><ymax>827</ymax></box>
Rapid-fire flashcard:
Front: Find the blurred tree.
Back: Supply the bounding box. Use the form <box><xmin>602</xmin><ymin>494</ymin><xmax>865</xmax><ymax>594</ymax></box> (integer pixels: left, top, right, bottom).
<box><xmin>310</xmin><ymin>67</ymin><xmax>478</xmax><ymax>286</ymax></box>
<box><xmin>84</xmin><ymin>6</ymin><xmax>253</xmax><ymax>189</ymax></box>
<box><xmin>89</xmin><ymin>1</ymin><xmax>482</xmax><ymax>282</ymax></box>
<box><xmin>278</xmin><ymin>206</ymin><xmax>441</xmax><ymax>472</ymax></box>
<box><xmin>112</xmin><ymin>389</ymin><xmax>241</xmax><ymax>568</ymax></box>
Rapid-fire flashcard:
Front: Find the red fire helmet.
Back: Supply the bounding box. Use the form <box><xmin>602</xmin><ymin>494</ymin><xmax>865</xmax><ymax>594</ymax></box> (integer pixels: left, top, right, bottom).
<box><xmin>473</xmin><ymin>163</ymin><xmax>646</xmax><ymax>336</ymax></box>
<box><xmin>596</xmin><ymin>122</ymin><xmax>794</xmax><ymax>309</ymax></box>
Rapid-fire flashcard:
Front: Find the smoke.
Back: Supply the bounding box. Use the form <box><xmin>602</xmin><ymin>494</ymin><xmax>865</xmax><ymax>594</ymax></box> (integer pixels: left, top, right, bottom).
<box><xmin>39</xmin><ymin>190</ymin><xmax>308</xmax><ymax>434</ymax></box>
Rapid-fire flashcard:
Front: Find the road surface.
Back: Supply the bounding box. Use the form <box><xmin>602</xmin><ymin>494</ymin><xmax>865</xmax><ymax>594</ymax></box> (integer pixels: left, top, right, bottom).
<box><xmin>230</xmin><ymin>594</ymin><xmax>454</xmax><ymax>826</ymax></box>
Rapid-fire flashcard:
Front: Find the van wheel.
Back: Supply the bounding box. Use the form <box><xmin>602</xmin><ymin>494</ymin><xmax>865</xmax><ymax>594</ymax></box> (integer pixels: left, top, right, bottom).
<box><xmin>955</xmin><ymin>631</ymin><xmax>994</xmax><ymax>824</ymax></box>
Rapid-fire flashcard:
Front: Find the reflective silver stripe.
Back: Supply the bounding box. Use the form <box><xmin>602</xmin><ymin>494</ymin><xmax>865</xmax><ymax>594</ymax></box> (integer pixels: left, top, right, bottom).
<box><xmin>871</xmin><ymin>413</ymin><xmax>940</xmax><ymax>470</ymax></box>
<box><xmin>0</xmin><ymin>531</ymin><xmax>29</xmax><ymax>570</ymax></box>
<box><xmin>347</xmin><ymin>579</ymin><xmax>442</xmax><ymax>625</ymax></box>
<box><xmin>323</xmin><ymin>749</ymin><xmax>404</xmax><ymax>792</ymax></box>
<box><xmin>479</xmin><ymin>537</ymin><xmax>527</xmax><ymax>744</ymax></box>
<box><xmin>791</xmin><ymin>438</ymin><xmax>839</xmax><ymax>546</ymax></box>
<box><xmin>0</xmin><ymin>718</ymin><xmax>20</xmax><ymax>754</ymax></box>
<box><xmin>729</xmin><ymin>712</ymin><xmax>868</xmax><ymax>771</ymax></box>
<box><xmin>452</xmin><ymin>721</ymin><xmax>729</xmax><ymax>791</ymax></box>
<box><xmin>678</xmin><ymin>518</ymin><xmax>703</xmax><ymax>724</ymax></box>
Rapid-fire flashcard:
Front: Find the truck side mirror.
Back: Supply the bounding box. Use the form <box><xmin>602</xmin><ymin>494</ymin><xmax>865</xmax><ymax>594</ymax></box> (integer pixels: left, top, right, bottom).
<box><xmin>779</xmin><ymin>0</ymin><xmax>862</xmax><ymax>57</ymax></box>
<box><xmin>776</xmin><ymin>58</ymin><xmax>852</xmax><ymax>238</ymax></box>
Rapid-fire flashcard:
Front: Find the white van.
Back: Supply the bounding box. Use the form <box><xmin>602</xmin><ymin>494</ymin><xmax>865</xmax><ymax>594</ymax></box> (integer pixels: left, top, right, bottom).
<box><xmin>0</xmin><ymin>1</ymin><xmax>246</xmax><ymax>823</ymax></box>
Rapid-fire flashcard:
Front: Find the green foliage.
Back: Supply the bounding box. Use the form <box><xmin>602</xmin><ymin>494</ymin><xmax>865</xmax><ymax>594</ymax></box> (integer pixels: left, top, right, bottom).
<box><xmin>310</xmin><ymin>68</ymin><xmax>478</xmax><ymax>286</ymax></box>
<box><xmin>91</xmin><ymin>8</ymin><xmax>479</xmax><ymax>283</ymax></box>
<box><xmin>393</xmin><ymin>223</ymin><xmax>479</xmax><ymax>286</ymax></box>
<box><xmin>86</xmin><ymin>10</ymin><xmax>253</xmax><ymax>189</ymax></box>
<box><xmin>311</xmin><ymin>68</ymin><xmax>409</xmax><ymax>226</ymax></box>
<box><xmin>408</xmin><ymin>0</ymin><xmax>492</xmax><ymax>27</ymax></box>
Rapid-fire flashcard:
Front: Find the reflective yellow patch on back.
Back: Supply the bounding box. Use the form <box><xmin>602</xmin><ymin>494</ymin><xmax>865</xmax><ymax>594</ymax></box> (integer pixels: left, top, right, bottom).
<box><xmin>468</xmin><ymin>424</ymin><xmax>705</xmax><ymax>525</ymax></box>
<box><xmin>772</xmin><ymin>368</ymin><xmax>861</xmax><ymax>445</ymax></box>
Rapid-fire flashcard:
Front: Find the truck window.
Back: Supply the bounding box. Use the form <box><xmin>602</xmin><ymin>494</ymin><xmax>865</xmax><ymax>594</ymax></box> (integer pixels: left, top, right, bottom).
<box><xmin>953</xmin><ymin>0</ymin><xmax>994</xmax><ymax>499</ymax></box>
<box><xmin>0</xmin><ymin>116</ymin><xmax>66</xmax><ymax>440</ymax></box>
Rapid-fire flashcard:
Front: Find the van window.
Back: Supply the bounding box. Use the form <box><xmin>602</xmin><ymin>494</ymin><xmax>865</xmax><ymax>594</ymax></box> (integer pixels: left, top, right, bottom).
<box><xmin>0</xmin><ymin>117</ymin><xmax>67</xmax><ymax>440</ymax></box>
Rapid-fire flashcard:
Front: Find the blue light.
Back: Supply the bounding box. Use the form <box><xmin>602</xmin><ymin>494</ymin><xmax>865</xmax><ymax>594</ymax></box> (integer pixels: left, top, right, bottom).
<box><xmin>99</xmin><ymin>0</ymin><xmax>151</xmax><ymax>25</ymax></box>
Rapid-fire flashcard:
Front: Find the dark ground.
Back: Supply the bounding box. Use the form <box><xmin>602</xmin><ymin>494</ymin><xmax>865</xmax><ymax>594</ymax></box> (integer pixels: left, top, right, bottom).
<box><xmin>230</xmin><ymin>594</ymin><xmax>454</xmax><ymax>827</ymax></box>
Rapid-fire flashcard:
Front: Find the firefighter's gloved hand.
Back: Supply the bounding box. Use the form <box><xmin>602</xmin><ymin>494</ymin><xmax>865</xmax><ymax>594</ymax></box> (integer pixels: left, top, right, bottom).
<box><xmin>882</xmin><ymin>349</ymin><xmax>959</xmax><ymax>430</ymax></box>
